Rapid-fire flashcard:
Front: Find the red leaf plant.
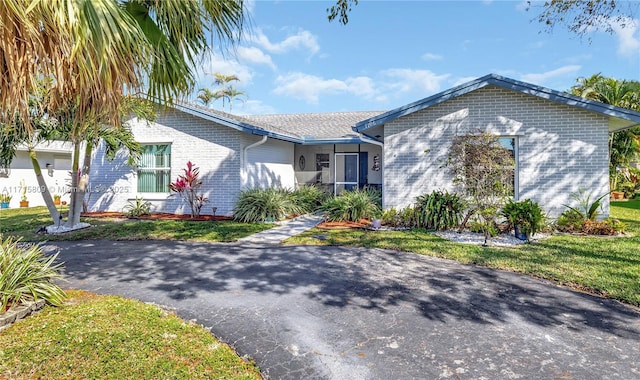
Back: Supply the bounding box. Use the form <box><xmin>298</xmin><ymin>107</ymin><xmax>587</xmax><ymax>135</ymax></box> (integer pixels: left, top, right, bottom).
<box><xmin>169</xmin><ymin>161</ymin><xmax>208</xmax><ymax>218</ymax></box>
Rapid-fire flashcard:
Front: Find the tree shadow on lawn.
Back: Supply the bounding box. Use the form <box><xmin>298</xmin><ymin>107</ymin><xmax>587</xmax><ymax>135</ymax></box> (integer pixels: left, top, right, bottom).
<box><xmin>55</xmin><ymin>240</ymin><xmax>640</xmax><ymax>339</ymax></box>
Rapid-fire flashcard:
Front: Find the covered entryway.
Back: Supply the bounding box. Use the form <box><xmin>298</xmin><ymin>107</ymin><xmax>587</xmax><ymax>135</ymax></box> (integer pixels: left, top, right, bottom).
<box><xmin>294</xmin><ymin>143</ymin><xmax>382</xmax><ymax>194</ymax></box>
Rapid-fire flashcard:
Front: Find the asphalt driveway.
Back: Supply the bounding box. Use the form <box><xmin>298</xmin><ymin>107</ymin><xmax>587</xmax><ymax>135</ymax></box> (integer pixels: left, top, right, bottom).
<box><xmin>52</xmin><ymin>240</ymin><xmax>640</xmax><ymax>379</ymax></box>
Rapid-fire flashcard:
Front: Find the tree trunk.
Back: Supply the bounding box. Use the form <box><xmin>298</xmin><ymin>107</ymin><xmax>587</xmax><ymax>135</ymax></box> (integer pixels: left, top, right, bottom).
<box><xmin>28</xmin><ymin>147</ymin><xmax>61</xmax><ymax>225</ymax></box>
<box><xmin>65</xmin><ymin>141</ymin><xmax>82</xmax><ymax>228</ymax></box>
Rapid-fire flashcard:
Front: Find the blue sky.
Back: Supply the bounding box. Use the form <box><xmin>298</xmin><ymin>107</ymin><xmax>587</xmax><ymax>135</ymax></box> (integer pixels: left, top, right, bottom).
<box><xmin>193</xmin><ymin>0</ymin><xmax>640</xmax><ymax>115</ymax></box>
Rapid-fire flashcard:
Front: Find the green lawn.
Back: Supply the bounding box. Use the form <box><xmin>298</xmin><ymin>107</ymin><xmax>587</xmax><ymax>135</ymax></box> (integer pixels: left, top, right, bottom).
<box><xmin>286</xmin><ymin>200</ymin><xmax>640</xmax><ymax>307</ymax></box>
<box><xmin>0</xmin><ymin>207</ymin><xmax>271</xmax><ymax>242</ymax></box>
<box><xmin>0</xmin><ymin>290</ymin><xmax>261</xmax><ymax>379</ymax></box>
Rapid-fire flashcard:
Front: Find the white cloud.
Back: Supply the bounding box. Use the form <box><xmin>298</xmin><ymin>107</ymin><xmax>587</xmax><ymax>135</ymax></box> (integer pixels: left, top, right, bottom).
<box><xmin>272</xmin><ymin>69</ymin><xmax>450</xmax><ymax>105</ymax></box>
<box><xmin>609</xmin><ymin>17</ymin><xmax>640</xmax><ymax>57</ymax></box>
<box><xmin>273</xmin><ymin>73</ymin><xmax>349</xmax><ymax>103</ymax></box>
<box><xmin>237</xmin><ymin>46</ymin><xmax>276</xmax><ymax>70</ymax></box>
<box><xmin>421</xmin><ymin>52</ymin><xmax>443</xmax><ymax>61</ymax></box>
<box><xmin>344</xmin><ymin>76</ymin><xmax>377</xmax><ymax>98</ymax></box>
<box><xmin>252</xmin><ymin>29</ymin><xmax>320</xmax><ymax>55</ymax></box>
<box><xmin>381</xmin><ymin>69</ymin><xmax>449</xmax><ymax>94</ymax></box>
<box><xmin>520</xmin><ymin>65</ymin><xmax>581</xmax><ymax>85</ymax></box>
<box><xmin>581</xmin><ymin>16</ymin><xmax>640</xmax><ymax>57</ymax></box>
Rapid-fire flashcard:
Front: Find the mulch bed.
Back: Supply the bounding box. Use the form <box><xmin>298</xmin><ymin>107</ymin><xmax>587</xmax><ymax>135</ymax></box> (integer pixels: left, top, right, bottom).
<box><xmin>317</xmin><ymin>219</ymin><xmax>371</xmax><ymax>229</ymax></box>
<box><xmin>80</xmin><ymin>212</ymin><xmax>232</xmax><ymax>222</ymax></box>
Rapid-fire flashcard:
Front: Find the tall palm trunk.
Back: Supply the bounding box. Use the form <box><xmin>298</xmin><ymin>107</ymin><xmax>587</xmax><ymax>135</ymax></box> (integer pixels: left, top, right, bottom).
<box><xmin>28</xmin><ymin>147</ymin><xmax>61</xmax><ymax>225</ymax></box>
<box><xmin>65</xmin><ymin>139</ymin><xmax>82</xmax><ymax>228</ymax></box>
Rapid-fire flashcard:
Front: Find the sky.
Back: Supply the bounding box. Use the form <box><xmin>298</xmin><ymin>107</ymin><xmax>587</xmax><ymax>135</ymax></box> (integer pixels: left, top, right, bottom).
<box><xmin>192</xmin><ymin>0</ymin><xmax>640</xmax><ymax>116</ymax></box>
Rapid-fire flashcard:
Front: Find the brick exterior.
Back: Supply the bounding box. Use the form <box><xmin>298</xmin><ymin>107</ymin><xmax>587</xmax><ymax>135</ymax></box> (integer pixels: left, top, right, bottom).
<box><xmin>383</xmin><ymin>86</ymin><xmax>610</xmax><ymax>218</ymax></box>
<box><xmin>90</xmin><ymin>109</ymin><xmax>247</xmax><ymax>216</ymax></box>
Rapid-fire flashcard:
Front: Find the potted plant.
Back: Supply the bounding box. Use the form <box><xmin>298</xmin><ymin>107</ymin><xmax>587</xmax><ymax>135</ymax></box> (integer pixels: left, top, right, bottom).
<box><xmin>501</xmin><ymin>198</ymin><xmax>544</xmax><ymax>242</ymax></box>
<box><xmin>19</xmin><ymin>180</ymin><xmax>28</xmax><ymax>207</ymax></box>
<box><xmin>0</xmin><ymin>192</ymin><xmax>11</xmax><ymax>208</ymax></box>
<box><xmin>53</xmin><ymin>194</ymin><xmax>61</xmax><ymax>206</ymax></box>
<box><xmin>611</xmin><ymin>190</ymin><xmax>625</xmax><ymax>200</ymax></box>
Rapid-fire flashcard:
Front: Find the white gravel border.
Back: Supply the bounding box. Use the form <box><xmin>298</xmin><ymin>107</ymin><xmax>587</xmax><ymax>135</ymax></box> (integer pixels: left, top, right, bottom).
<box><xmin>433</xmin><ymin>230</ymin><xmax>550</xmax><ymax>247</ymax></box>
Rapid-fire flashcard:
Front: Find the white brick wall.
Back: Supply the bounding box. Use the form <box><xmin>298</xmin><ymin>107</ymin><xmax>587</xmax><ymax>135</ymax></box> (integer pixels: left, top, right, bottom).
<box><xmin>89</xmin><ymin>109</ymin><xmax>243</xmax><ymax>216</ymax></box>
<box><xmin>383</xmin><ymin>86</ymin><xmax>610</xmax><ymax>218</ymax></box>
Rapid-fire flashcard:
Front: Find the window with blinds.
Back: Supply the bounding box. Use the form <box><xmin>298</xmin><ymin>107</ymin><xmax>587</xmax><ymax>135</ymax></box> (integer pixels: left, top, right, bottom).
<box><xmin>137</xmin><ymin>144</ymin><xmax>171</xmax><ymax>193</ymax></box>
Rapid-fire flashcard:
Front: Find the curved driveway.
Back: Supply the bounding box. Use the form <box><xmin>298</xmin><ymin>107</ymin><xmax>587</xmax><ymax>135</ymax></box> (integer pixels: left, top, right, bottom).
<box><xmin>53</xmin><ymin>240</ymin><xmax>640</xmax><ymax>379</ymax></box>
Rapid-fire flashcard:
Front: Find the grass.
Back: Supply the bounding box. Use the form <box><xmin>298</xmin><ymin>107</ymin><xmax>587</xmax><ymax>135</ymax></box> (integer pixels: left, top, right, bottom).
<box><xmin>286</xmin><ymin>200</ymin><xmax>640</xmax><ymax>307</ymax></box>
<box><xmin>0</xmin><ymin>207</ymin><xmax>271</xmax><ymax>242</ymax></box>
<box><xmin>0</xmin><ymin>290</ymin><xmax>261</xmax><ymax>379</ymax></box>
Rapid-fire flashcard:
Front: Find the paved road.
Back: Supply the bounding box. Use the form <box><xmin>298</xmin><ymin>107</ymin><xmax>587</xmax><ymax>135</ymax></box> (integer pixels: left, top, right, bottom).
<box><xmin>52</xmin><ymin>240</ymin><xmax>640</xmax><ymax>379</ymax></box>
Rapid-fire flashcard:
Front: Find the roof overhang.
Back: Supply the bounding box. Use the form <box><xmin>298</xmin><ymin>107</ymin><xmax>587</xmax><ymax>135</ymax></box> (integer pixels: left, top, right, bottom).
<box><xmin>171</xmin><ymin>103</ymin><xmax>303</xmax><ymax>143</ymax></box>
<box><xmin>353</xmin><ymin>74</ymin><xmax>640</xmax><ymax>133</ymax></box>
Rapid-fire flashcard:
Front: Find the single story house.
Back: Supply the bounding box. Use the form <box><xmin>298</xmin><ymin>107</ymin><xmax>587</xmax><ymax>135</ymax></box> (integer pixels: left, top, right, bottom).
<box><xmin>87</xmin><ymin>74</ymin><xmax>640</xmax><ymax>218</ymax></box>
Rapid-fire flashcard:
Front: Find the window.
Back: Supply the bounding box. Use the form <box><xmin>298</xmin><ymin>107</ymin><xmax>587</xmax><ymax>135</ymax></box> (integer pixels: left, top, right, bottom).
<box><xmin>498</xmin><ymin>137</ymin><xmax>517</xmax><ymax>197</ymax></box>
<box><xmin>456</xmin><ymin>135</ymin><xmax>517</xmax><ymax>198</ymax></box>
<box><xmin>315</xmin><ymin>153</ymin><xmax>330</xmax><ymax>184</ymax></box>
<box><xmin>137</xmin><ymin>144</ymin><xmax>171</xmax><ymax>193</ymax></box>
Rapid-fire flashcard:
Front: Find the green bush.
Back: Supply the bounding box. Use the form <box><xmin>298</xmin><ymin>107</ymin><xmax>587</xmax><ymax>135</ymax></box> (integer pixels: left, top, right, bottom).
<box><xmin>233</xmin><ymin>188</ymin><xmax>302</xmax><ymax>223</ymax></box>
<box><xmin>415</xmin><ymin>190</ymin><xmax>465</xmax><ymax>230</ymax></box>
<box><xmin>501</xmin><ymin>198</ymin><xmax>545</xmax><ymax>238</ymax></box>
<box><xmin>556</xmin><ymin>209</ymin><xmax>585</xmax><ymax>232</ymax></box>
<box><xmin>381</xmin><ymin>207</ymin><xmax>400</xmax><ymax>227</ymax></box>
<box><xmin>468</xmin><ymin>219</ymin><xmax>499</xmax><ymax>237</ymax></box>
<box><xmin>0</xmin><ymin>236</ymin><xmax>67</xmax><ymax>312</ymax></box>
<box><xmin>565</xmin><ymin>188</ymin><xmax>609</xmax><ymax>221</ymax></box>
<box><xmin>291</xmin><ymin>185</ymin><xmax>328</xmax><ymax>213</ymax></box>
<box><xmin>123</xmin><ymin>197</ymin><xmax>152</xmax><ymax>217</ymax></box>
<box><xmin>322</xmin><ymin>188</ymin><xmax>381</xmax><ymax>222</ymax></box>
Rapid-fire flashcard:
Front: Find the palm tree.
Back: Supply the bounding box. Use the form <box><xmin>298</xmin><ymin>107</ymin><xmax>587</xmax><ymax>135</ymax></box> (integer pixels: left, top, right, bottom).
<box><xmin>197</xmin><ymin>88</ymin><xmax>217</xmax><ymax>107</ymax></box>
<box><xmin>223</xmin><ymin>86</ymin><xmax>247</xmax><ymax>111</ymax></box>
<box><xmin>571</xmin><ymin>74</ymin><xmax>640</xmax><ymax>191</ymax></box>
<box><xmin>203</xmin><ymin>72</ymin><xmax>246</xmax><ymax>110</ymax></box>
<box><xmin>0</xmin><ymin>0</ymin><xmax>246</xmax><ymax>229</ymax></box>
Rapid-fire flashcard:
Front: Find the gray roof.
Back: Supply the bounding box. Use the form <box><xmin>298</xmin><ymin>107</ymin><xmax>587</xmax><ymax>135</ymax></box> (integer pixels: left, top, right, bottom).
<box><xmin>243</xmin><ymin>111</ymin><xmax>384</xmax><ymax>140</ymax></box>
<box><xmin>174</xmin><ymin>101</ymin><xmax>385</xmax><ymax>143</ymax></box>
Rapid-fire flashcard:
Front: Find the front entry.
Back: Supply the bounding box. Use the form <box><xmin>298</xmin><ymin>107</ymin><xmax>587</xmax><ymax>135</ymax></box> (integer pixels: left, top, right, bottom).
<box><xmin>334</xmin><ymin>153</ymin><xmax>358</xmax><ymax>194</ymax></box>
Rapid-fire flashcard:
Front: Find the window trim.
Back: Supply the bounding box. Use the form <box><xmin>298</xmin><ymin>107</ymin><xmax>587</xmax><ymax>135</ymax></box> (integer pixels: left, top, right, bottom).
<box><xmin>136</xmin><ymin>143</ymin><xmax>172</xmax><ymax>194</ymax></box>
<box><xmin>497</xmin><ymin>136</ymin><xmax>519</xmax><ymax>200</ymax></box>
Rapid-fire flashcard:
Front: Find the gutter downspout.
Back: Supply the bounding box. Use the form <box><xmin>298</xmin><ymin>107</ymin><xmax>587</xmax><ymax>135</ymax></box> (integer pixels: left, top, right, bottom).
<box><xmin>242</xmin><ymin>135</ymin><xmax>268</xmax><ymax>188</ymax></box>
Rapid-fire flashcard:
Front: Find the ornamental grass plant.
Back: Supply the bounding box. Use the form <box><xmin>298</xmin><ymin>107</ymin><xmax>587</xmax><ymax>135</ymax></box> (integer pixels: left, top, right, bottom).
<box><xmin>0</xmin><ymin>236</ymin><xmax>67</xmax><ymax>312</ymax></box>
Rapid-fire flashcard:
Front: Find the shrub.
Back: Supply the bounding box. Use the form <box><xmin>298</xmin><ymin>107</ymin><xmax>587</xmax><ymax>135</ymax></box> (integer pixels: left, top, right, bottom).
<box><xmin>399</xmin><ymin>206</ymin><xmax>421</xmax><ymax>228</ymax></box>
<box><xmin>415</xmin><ymin>190</ymin><xmax>465</xmax><ymax>230</ymax></box>
<box><xmin>0</xmin><ymin>236</ymin><xmax>67</xmax><ymax>312</ymax></box>
<box><xmin>468</xmin><ymin>219</ymin><xmax>499</xmax><ymax>237</ymax></box>
<box><xmin>291</xmin><ymin>185</ymin><xmax>328</xmax><ymax>213</ymax></box>
<box><xmin>169</xmin><ymin>161</ymin><xmax>208</xmax><ymax>218</ymax></box>
<box><xmin>234</xmin><ymin>188</ymin><xmax>302</xmax><ymax>223</ymax></box>
<box><xmin>556</xmin><ymin>209</ymin><xmax>585</xmax><ymax>232</ymax></box>
<box><xmin>381</xmin><ymin>207</ymin><xmax>400</xmax><ymax>227</ymax></box>
<box><xmin>123</xmin><ymin>197</ymin><xmax>152</xmax><ymax>217</ymax></box>
<box><xmin>501</xmin><ymin>198</ymin><xmax>545</xmax><ymax>239</ymax></box>
<box><xmin>564</xmin><ymin>188</ymin><xmax>609</xmax><ymax>221</ymax></box>
<box><xmin>322</xmin><ymin>188</ymin><xmax>381</xmax><ymax>222</ymax></box>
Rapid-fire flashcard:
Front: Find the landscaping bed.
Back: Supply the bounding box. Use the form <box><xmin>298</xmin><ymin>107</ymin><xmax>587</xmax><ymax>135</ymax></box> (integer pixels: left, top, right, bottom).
<box><xmin>81</xmin><ymin>211</ymin><xmax>233</xmax><ymax>221</ymax></box>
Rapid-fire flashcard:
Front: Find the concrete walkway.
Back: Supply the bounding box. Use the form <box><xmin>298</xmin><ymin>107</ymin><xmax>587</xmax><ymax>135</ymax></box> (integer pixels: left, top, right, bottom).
<box><xmin>238</xmin><ymin>213</ymin><xmax>324</xmax><ymax>244</ymax></box>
